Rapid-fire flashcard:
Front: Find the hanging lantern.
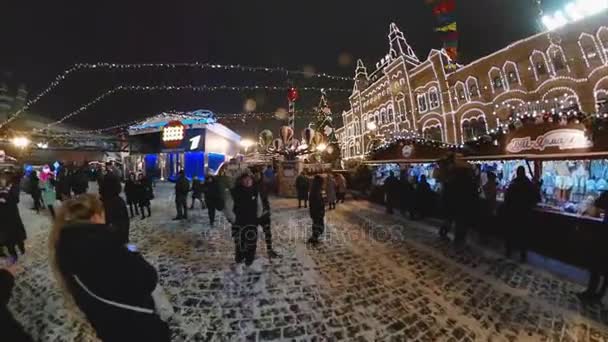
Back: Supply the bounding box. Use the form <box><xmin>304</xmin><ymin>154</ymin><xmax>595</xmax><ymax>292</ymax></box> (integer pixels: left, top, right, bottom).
<box><xmin>258</xmin><ymin>129</ymin><xmax>274</xmax><ymax>149</ymax></box>
<box><xmin>280</xmin><ymin>126</ymin><xmax>294</xmax><ymax>144</ymax></box>
<box><xmin>302</xmin><ymin>127</ymin><xmax>315</xmax><ymax>145</ymax></box>
<box><xmin>287</xmin><ymin>87</ymin><xmax>299</xmax><ymax>102</ymax></box>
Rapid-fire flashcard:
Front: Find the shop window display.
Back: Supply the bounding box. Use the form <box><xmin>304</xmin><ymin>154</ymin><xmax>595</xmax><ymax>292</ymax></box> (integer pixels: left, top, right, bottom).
<box><xmin>540</xmin><ymin>160</ymin><xmax>608</xmax><ymax>214</ymax></box>
<box><xmin>475</xmin><ymin>160</ymin><xmax>533</xmax><ymax>201</ymax></box>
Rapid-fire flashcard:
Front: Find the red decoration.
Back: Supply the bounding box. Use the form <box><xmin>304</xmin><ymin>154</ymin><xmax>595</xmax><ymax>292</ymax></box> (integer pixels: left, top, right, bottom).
<box><xmin>287</xmin><ymin>87</ymin><xmax>299</xmax><ymax>102</ymax></box>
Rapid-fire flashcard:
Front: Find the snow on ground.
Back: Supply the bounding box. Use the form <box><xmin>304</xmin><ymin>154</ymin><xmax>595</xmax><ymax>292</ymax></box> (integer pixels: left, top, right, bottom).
<box><xmin>7</xmin><ymin>182</ymin><xmax>608</xmax><ymax>341</ymax></box>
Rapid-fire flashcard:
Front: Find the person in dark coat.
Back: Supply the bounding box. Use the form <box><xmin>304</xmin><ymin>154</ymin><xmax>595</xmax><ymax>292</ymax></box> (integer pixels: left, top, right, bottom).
<box><xmin>578</xmin><ymin>190</ymin><xmax>608</xmax><ymax>302</ymax></box>
<box><xmin>203</xmin><ymin>175</ymin><xmax>221</xmax><ymax>226</ymax></box>
<box><xmin>56</xmin><ymin>167</ymin><xmax>72</xmax><ymax>201</ymax></box>
<box><xmin>137</xmin><ymin>174</ymin><xmax>153</xmax><ymax>219</ymax></box>
<box><xmin>504</xmin><ymin>166</ymin><xmax>540</xmax><ymax>262</ymax></box>
<box><xmin>124</xmin><ymin>173</ymin><xmax>140</xmax><ymax>219</ymax></box>
<box><xmin>383</xmin><ymin>171</ymin><xmax>400</xmax><ymax>214</ymax></box>
<box><xmin>98</xmin><ymin>167</ymin><xmax>122</xmax><ymax>200</ymax></box>
<box><xmin>295</xmin><ymin>172</ymin><xmax>310</xmax><ymax>208</ymax></box>
<box><xmin>415</xmin><ymin>175</ymin><xmax>433</xmax><ymax>219</ymax></box>
<box><xmin>71</xmin><ymin>167</ymin><xmax>89</xmax><ymax>195</ymax></box>
<box><xmin>174</xmin><ymin>171</ymin><xmax>190</xmax><ymax>220</ymax></box>
<box><xmin>103</xmin><ymin>195</ymin><xmax>130</xmax><ymax>245</ymax></box>
<box><xmin>308</xmin><ymin>175</ymin><xmax>326</xmax><ymax>245</ymax></box>
<box><xmin>399</xmin><ymin>174</ymin><xmax>415</xmax><ymax>219</ymax></box>
<box><xmin>29</xmin><ymin>171</ymin><xmax>42</xmax><ymax>213</ymax></box>
<box><xmin>255</xmin><ymin>171</ymin><xmax>280</xmax><ymax>258</ymax></box>
<box><xmin>190</xmin><ymin>176</ymin><xmax>205</xmax><ymax>210</ymax></box>
<box><xmin>224</xmin><ymin>173</ymin><xmax>263</xmax><ymax>273</ymax></box>
<box><xmin>50</xmin><ymin>194</ymin><xmax>170</xmax><ymax>342</ymax></box>
<box><xmin>1</xmin><ymin>266</ymin><xmax>33</xmax><ymax>342</ymax></box>
<box><xmin>0</xmin><ymin>171</ymin><xmax>27</xmax><ymax>261</ymax></box>
<box><xmin>443</xmin><ymin>160</ymin><xmax>478</xmax><ymax>245</ymax></box>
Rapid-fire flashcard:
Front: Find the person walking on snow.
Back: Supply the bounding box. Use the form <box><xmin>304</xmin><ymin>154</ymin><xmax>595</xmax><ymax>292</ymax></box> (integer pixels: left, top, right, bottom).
<box><xmin>124</xmin><ymin>173</ymin><xmax>140</xmax><ymax>219</ymax></box>
<box><xmin>308</xmin><ymin>175</ymin><xmax>325</xmax><ymax>246</ymax></box>
<box><xmin>383</xmin><ymin>171</ymin><xmax>400</xmax><ymax>214</ymax></box>
<box><xmin>0</xmin><ymin>170</ymin><xmax>27</xmax><ymax>262</ymax></box>
<box><xmin>190</xmin><ymin>176</ymin><xmax>205</xmax><ymax>210</ymax></box>
<box><xmin>203</xmin><ymin>175</ymin><xmax>221</xmax><ymax>226</ymax></box>
<box><xmin>174</xmin><ymin>171</ymin><xmax>190</xmax><ymax>220</ymax></box>
<box><xmin>255</xmin><ymin>171</ymin><xmax>280</xmax><ymax>258</ymax></box>
<box><xmin>335</xmin><ymin>173</ymin><xmax>347</xmax><ymax>204</ymax></box>
<box><xmin>40</xmin><ymin>165</ymin><xmax>57</xmax><ymax>218</ymax></box>
<box><xmin>326</xmin><ymin>174</ymin><xmax>337</xmax><ymax>210</ymax></box>
<box><xmin>137</xmin><ymin>173</ymin><xmax>153</xmax><ymax>219</ymax></box>
<box><xmin>295</xmin><ymin>172</ymin><xmax>310</xmax><ymax>208</ymax></box>
<box><xmin>224</xmin><ymin>172</ymin><xmax>264</xmax><ymax>274</ymax></box>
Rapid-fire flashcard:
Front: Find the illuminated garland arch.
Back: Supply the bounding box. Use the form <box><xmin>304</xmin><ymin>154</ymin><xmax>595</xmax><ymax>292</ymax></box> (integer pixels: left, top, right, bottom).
<box><xmin>421</xmin><ymin>118</ymin><xmax>446</xmax><ymax>142</ymax></box>
<box><xmin>594</xmin><ymin>75</ymin><xmax>608</xmax><ymax>101</ymax></box>
<box><xmin>540</xmin><ymin>86</ymin><xmax>581</xmax><ymax>106</ymax></box>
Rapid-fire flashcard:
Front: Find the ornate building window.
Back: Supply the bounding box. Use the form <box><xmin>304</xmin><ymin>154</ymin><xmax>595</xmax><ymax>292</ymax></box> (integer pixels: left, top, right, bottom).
<box><xmin>354</xmin><ymin>118</ymin><xmax>361</xmax><ymax>136</ymax></box>
<box><xmin>396</xmin><ymin>93</ymin><xmax>407</xmax><ymax>122</ymax></box>
<box><xmin>387</xmin><ymin>105</ymin><xmax>395</xmax><ymax>122</ymax></box>
<box><xmin>503</xmin><ymin>61</ymin><xmax>520</xmax><ymax>85</ymax></box>
<box><xmin>597</xmin><ymin>27</ymin><xmax>608</xmax><ymax>60</ymax></box>
<box><xmin>578</xmin><ymin>33</ymin><xmax>604</xmax><ymax>68</ymax></box>
<box><xmin>547</xmin><ymin>44</ymin><xmax>569</xmax><ymax>74</ymax></box>
<box><xmin>462</xmin><ymin>117</ymin><xmax>488</xmax><ymax>142</ymax></box>
<box><xmin>423</xmin><ymin>125</ymin><xmax>443</xmax><ymax>142</ymax></box>
<box><xmin>428</xmin><ymin>87</ymin><xmax>440</xmax><ymax>109</ymax></box>
<box><xmin>455</xmin><ymin>82</ymin><xmax>468</xmax><ymax>102</ymax></box>
<box><xmin>529</xmin><ymin>50</ymin><xmax>550</xmax><ymax>80</ymax></box>
<box><xmin>466</xmin><ymin>77</ymin><xmax>479</xmax><ymax>98</ymax></box>
<box><xmin>417</xmin><ymin>94</ymin><xmax>428</xmax><ymax>113</ymax></box>
<box><xmin>488</xmin><ymin>67</ymin><xmax>506</xmax><ymax>93</ymax></box>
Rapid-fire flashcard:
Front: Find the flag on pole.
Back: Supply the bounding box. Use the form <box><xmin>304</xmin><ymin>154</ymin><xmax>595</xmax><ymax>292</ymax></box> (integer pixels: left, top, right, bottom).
<box><xmin>426</xmin><ymin>0</ymin><xmax>458</xmax><ymax>66</ymax></box>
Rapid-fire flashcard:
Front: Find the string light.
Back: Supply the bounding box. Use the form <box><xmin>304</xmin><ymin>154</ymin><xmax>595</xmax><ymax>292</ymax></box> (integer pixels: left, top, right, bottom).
<box><xmin>1</xmin><ymin>62</ymin><xmax>354</xmax><ymax>128</ymax></box>
<box><xmin>44</xmin><ymin>84</ymin><xmax>351</xmax><ymax>129</ymax></box>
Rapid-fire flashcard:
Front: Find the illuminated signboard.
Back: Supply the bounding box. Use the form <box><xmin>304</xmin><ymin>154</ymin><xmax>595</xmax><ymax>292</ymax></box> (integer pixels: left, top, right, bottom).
<box><xmin>161</xmin><ymin>121</ymin><xmax>205</xmax><ymax>152</ymax></box>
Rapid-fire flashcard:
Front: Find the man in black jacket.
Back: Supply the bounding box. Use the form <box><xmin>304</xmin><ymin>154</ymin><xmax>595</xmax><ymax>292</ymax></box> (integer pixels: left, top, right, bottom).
<box><xmin>383</xmin><ymin>171</ymin><xmax>400</xmax><ymax>214</ymax></box>
<box><xmin>225</xmin><ymin>172</ymin><xmax>263</xmax><ymax>273</ymax></box>
<box><xmin>71</xmin><ymin>166</ymin><xmax>89</xmax><ymax>195</ymax></box>
<box><xmin>1</xmin><ymin>265</ymin><xmax>33</xmax><ymax>342</ymax></box>
<box><xmin>255</xmin><ymin>171</ymin><xmax>280</xmax><ymax>258</ymax></box>
<box><xmin>504</xmin><ymin>166</ymin><xmax>540</xmax><ymax>262</ymax></box>
<box><xmin>174</xmin><ymin>171</ymin><xmax>190</xmax><ymax>220</ymax></box>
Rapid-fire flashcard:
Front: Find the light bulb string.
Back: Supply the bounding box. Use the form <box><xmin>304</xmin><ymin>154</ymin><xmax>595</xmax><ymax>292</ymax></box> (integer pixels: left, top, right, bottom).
<box><xmin>2</xmin><ymin>62</ymin><xmax>353</xmax><ymax>127</ymax></box>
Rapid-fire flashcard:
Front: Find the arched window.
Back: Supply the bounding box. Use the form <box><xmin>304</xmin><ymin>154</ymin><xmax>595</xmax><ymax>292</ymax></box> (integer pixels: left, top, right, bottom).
<box><xmin>455</xmin><ymin>82</ymin><xmax>467</xmax><ymax>102</ymax></box>
<box><xmin>354</xmin><ymin>118</ymin><xmax>360</xmax><ymax>136</ymax></box>
<box><xmin>380</xmin><ymin>108</ymin><xmax>388</xmax><ymax>124</ymax></box>
<box><xmin>395</xmin><ymin>93</ymin><xmax>407</xmax><ymax>122</ymax></box>
<box><xmin>429</xmin><ymin>87</ymin><xmax>440</xmax><ymax>109</ymax></box>
<box><xmin>578</xmin><ymin>33</ymin><xmax>604</xmax><ymax>68</ymax></box>
<box><xmin>547</xmin><ymin>44</ymin><xmax>569</xmax><ymax>74</ymax></box>
<box><xmin>462</xmin><ymin>117</ymin><xmax>488</xmax><ymax>142</ymax></box>
<box><xmin>529</xmin><ymin>51</ymin><xmax>550</xmax><ymax>80</ymax></box>
<box><xmin>503</xmin><ymin>61</ymin><xmax>520</xmax><ymax>85</ymax></box>
<box><xmin>488</xmin><ymin>67</ymin><xmax>506</xmax><ymax>93</ymax></box>
<box><xmin>417</xmin><ymin>94</ymin><xmax>428</xmax><ymax>113</ymax></box>
<box><xmin>375</xmin><ymin>111</ymin><xmax>381</xmax><ymax>125</ymax></box>
<box><xmin>597</xmin><ymin>27</ymin><xmax>608</xmax><ymax>61</ymax></box>
<box><xmin>387</xmin><ymin>105</ymin><xmax>395</xmax><ymax>122</ymax></box>
<box><xmin>423</xmin><ymin>125</ymin><xmax>443</xmax><ymax>142</ymax></box>
<box><xmin>466</xmin><ymin>77</ymin><xmax>479</xmax><ymax>98</ymax></box>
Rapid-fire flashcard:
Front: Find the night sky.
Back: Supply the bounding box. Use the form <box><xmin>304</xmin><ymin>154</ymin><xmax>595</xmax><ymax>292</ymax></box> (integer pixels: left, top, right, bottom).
<box><xmin>0</xmin><ymin>0</ymin><xmax>563</xmax><ymax>136</ymax></box>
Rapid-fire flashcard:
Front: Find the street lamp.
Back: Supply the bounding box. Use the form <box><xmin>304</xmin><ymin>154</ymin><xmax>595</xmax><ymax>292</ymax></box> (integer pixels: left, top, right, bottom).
<box><xmin>11</xmin><ymin>136</ymin><xmax>30</xmax><ymax>149</ymax></box>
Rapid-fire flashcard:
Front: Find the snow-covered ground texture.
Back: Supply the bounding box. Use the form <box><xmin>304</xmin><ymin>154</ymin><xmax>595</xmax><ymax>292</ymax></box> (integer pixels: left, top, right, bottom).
<box><xmin>7</xmin><ymin>182</ymin><xmax>608</xmax><ymax>341</ymax></box>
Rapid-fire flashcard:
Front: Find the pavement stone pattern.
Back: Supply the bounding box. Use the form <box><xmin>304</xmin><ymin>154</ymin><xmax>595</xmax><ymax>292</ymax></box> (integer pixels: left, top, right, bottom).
<box><xmin>7</xmin><ymin>184</ymin><xmax>608</xmax><ymax>341</ymax></box>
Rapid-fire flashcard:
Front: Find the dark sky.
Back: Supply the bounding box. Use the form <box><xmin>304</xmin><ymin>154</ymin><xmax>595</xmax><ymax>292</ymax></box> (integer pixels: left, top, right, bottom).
<box><xmin>0</xmin><ymin>0</ymin><xmax>562</xmax><ymax>135</ymax></box>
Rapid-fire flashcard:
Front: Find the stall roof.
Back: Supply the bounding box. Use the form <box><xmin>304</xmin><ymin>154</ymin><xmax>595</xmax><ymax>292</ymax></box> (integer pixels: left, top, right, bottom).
<box><xmin>128</xmin><ymin>109</ymin><xmax>217</xmax><ymax>135</ymax></box>
<box><xmin>363</xmin><ymin>158</ymin><xmax>440</xmax><ymax>165</ymax></box>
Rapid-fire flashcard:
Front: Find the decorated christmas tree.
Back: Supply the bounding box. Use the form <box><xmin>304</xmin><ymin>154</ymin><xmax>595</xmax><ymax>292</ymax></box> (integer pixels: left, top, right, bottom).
<box><xmin>312</xmin><ymin>93</ymin><xmax>340</xmax><ymax>164</ymax></box>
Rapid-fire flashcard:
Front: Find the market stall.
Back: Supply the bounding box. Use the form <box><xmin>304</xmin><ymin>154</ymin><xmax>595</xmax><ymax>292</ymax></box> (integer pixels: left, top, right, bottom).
<box><xmin>468</xmin><ymin>121</ymin><xmax>608</xmax><ymax>269</ymax></box>
<box><xmin>126</xmin><ymin>110</ymin><xmax>241</xmax><ymax>181</ymax></box>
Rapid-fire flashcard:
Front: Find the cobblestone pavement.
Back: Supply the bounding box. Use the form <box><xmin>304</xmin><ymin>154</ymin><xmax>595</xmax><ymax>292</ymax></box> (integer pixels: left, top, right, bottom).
<box><xmin>7</xmin><ymin>184</ymin><xmax>608</xmax><ymax>341</ymax></box>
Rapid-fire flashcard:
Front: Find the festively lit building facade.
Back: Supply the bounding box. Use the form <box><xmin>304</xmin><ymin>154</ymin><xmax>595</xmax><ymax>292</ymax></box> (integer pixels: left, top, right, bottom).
<box><xmin>337</xmin><ymin>13</ymin><xmax>608</xmax><ymax>160</ymax></box>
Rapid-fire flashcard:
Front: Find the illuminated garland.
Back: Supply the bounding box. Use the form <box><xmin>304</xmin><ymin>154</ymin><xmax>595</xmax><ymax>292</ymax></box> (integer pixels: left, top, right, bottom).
<box><xmin>44</xmin><ymin>84</ymin><xmax>351</xmax><ymax>129</ymax></box>
<box><xmin>2</xmin><ymin>62</ymin><xmax>353</xmax><ymax>127</ymax></box>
